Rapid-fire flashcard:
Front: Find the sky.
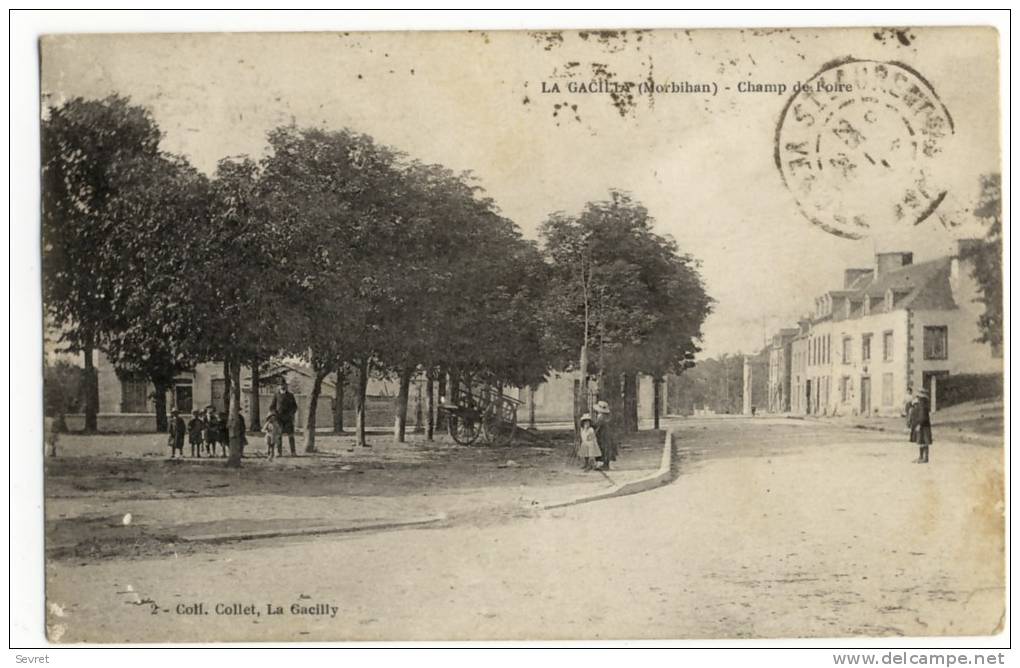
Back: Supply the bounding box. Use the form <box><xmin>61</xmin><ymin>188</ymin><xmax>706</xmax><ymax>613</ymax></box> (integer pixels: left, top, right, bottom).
<box><xmin>40</xmin><ymin>26</ymin><xmax>1001</xmax><ymax>358</ymax></box>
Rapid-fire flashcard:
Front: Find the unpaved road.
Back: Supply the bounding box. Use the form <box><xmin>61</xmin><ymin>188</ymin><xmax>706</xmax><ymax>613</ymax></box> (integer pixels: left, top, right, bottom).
<box><xmin>45</xmin><ymin>418</ymin><xmax>1003</xmax><ymax>642</ymax></box>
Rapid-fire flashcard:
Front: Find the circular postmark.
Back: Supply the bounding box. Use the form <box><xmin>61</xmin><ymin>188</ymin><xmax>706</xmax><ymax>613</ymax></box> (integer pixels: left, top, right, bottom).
<box><xmin>775</xmin><ymin>59</ymin><xmax>955</xmax><ymax>240</ymax></box>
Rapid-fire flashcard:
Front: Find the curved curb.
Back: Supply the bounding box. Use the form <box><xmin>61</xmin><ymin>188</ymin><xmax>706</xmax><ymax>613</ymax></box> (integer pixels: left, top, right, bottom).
<box><xmin>179</xmin><ymin>515</ymin><xmax>445</xmax><ymax>544</ymax></box>
<box><xmin>95</xmin><ymin>432</ymin><xmax>676</xmax><ymax>546</ymax></box>
<box><xmin>543</xmin><ymin>429</ymin><xmax>676</xmax><ymax>510</ymax></box>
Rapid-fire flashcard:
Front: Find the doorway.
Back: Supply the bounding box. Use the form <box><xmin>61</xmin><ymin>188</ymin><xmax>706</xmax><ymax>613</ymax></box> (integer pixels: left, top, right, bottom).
<box><xmin>859</xmin><ymin>376</ymin><xmax>871</xmax><ymax>415</ymax></box>
<box><xmin>211</xmin><ymin>378</ymin><xmax>226</xmax><ymax>412</ymax></box>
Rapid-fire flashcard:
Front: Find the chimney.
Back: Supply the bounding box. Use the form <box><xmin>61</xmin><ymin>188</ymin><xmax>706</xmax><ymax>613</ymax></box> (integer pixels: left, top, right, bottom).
<box><xmin>875</xmin><ymin>252</ymin><xmax>914</xmax><ymax>277</ymax></box>
<box><xmin>955</xmin><ymin>238</ymin><xmax>983</xmax><ymax>257</ymax></box>
<box><xmin>844</xmin><ymin>268</ymin><xmax>874</xmax><ymax>288</ymax></box>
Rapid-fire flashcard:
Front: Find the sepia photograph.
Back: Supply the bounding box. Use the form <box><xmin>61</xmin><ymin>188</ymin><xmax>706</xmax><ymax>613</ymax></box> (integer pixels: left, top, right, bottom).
<box><xmin>21</xmin><ymin>13</ymin><xmax>1007</xmax><ymax>649</ymax></box>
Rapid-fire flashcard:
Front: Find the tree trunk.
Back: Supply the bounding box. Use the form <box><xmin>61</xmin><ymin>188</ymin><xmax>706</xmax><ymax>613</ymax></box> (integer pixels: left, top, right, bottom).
<box><xmin>355</xmin><ymin>357</ymin><xmax>369</xmax><ymax>447</ymax></box>
<box><xmin>249</xmin><ymin>355</ymin><xmax>261</xmax><ymax>433</ymax></box>
<box><xmin>226</xmin><ymin>358</ymin><xmax>243</xmax><ymax>468</ymax></box>
<box><xmin>332</xmin><ymin>366</ymin><xmax>345</xmax><ymax>433</ymax></box>
<box><xmin>413</xmin><ymin>380</ymin><xmax>423</xmax><ymax>433</ymax></box>
<box><xmin>425</xmin><ymin>370</ymin><xmax>435</xmax><ymax>441</ymax></box>
<box><xmin>578</xmin><ymin>343</ymin><xmax>589</xmax><ymax>416</ymax></box>
<box><xmin>153</xmin><ymin>380</ymin><xmax>169</xmax><ymax>433</ymax></box>
<box><xmin>622</xmin><ymin>372</ymin><xmax>639</xmax><ymax>433</ymax></box>
<box><xmin>82</xmin><ymin>339</ymin><xmax>98</xmax><ymax>433</ymax></box>
<box><xmin>393</xmin><ymin>366</ymin><xmax>413</xmax><ymax>443</ymax></box>
<box><xmin>436</xmin><ymin>370</ymin><xmax>447</xmax><ymax>431</ymax></box>
<box><xmin>222</xmin><ymin>360</ymin><xmax>232</xmax><ymax>414</ymax></box>
<box><xmin>653</xmin><ymin>376</ymin><xmax>661</xmax><ymax>431</ymax></box>
<box><xmin>304</xmin><ymin>368</ymin><xmax>328</xmax><ymax>453</ymax></box>
<box><xmin>529</xmin><ymin>386</ymin><xmax>536</xmax><ymax>429</ymax></box>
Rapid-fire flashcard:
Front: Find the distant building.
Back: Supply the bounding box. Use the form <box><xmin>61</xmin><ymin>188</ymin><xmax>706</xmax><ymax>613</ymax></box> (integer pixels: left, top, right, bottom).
<box><xmin>510</xmin><ymin>371</ymin><xmax>659</xmax><ymax>425</ymax></box>
<box><xmin>765</xmin><ymin>240</ymin><xmax>1000</xmax><ymax>416</ymax></box>
<box><xmin>742</xmin><ymin>351</ymin><xmax>768</xmax><ymax>415</ymax></box>
<box><xmin>766</xmin><ymin>328</ymin><xmax>799</xmax><ymax>412</ymax></box>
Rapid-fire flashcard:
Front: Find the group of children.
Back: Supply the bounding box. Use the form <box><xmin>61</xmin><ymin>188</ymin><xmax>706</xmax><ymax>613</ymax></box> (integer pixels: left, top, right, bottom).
<box><xmin>166</xmin><ymin>406</ymin><xmax>246</xmax><ymax>459</ymax></box>
<box><xmin>166</xmin><ymin>406</ymin><xmax>285</xmax><ymax>460</ymax></box>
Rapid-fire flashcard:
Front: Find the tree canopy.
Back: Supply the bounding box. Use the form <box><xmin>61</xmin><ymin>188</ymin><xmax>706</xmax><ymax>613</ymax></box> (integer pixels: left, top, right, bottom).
<box><xmin>42</xmin><ymin>95</ymin><xmax>713</xmax><ymax>450</ymax></box>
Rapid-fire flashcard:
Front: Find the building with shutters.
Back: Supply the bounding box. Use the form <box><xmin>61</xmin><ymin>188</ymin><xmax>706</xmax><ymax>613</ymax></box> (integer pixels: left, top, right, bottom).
<box><xmin>764</xmin><ymin>240</ymin><xmax>1000</xmax><ymax>416</ymax></box>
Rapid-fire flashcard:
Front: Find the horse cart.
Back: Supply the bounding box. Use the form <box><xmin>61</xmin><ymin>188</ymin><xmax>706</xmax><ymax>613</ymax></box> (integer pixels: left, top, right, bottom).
<box><xmin>437</xmin><ymin>385</ymin><xmax>521</xmax><ymax>446</ymax></box>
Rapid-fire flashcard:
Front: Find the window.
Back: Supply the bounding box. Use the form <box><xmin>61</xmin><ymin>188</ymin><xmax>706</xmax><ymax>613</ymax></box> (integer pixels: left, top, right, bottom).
<box><xmin>840</xmin><ymin>376</ymin><xmax>851</xmax><ymax>402</ymax></box>
<box><xmin>121</xmin><ymin>378</ymin><xmax>148</xmax><ymax>413</ymax></box>
<box><xmin>882</xmin><ymin>373</ymin><xmax>894</xmax><ymax>406</ymax></box>
<box><xmin>842</xmin><ymin>337</ymin><xmax>852</xmax><ymax>364</ymax></box>
<box><xmin>862</xmin><ymin>333</ymin><xmax>872</xmax><ymax>362</ymax></box>
<box><xmin>174</xmin><ymin>379</ymin><xmax>194</xmax><ymax>413</ymax></box>
<box><xmin>883</xmin><ymin>331</ymin><xmax>894</xmax><ymax>361</ymax></box>
<box><xmin>923</xmin><ymin>326</ymin><xmax>949</xmax><ymax>360</ymax></box>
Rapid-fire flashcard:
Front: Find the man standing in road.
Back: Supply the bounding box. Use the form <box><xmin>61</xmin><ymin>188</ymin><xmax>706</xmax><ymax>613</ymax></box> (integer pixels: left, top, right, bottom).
<box><xmin>270</xmin><ymin>378</ymin><xmax>298</xmax><ymax>457</ymax></box>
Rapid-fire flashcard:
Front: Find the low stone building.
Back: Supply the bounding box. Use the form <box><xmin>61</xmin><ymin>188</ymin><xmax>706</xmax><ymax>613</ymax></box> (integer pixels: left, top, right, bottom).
<box><xmin>71</xmin><ymin>355</ymin><xmax>345</xmax><ymax>432</ymax></box>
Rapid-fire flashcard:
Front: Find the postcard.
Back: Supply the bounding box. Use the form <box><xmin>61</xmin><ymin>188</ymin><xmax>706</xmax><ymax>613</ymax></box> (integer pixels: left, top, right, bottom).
<box><xmin>39</xmin><ymin>25</ymin><xmax>1003</xmax><ymax>642</ymax></box>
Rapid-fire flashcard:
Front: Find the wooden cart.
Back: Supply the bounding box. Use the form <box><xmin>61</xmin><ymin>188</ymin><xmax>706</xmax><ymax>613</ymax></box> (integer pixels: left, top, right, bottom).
<box><xmin>437</xmin><ymin>385</ymin><xmax>521</xmax><ymax>446</ymax></box>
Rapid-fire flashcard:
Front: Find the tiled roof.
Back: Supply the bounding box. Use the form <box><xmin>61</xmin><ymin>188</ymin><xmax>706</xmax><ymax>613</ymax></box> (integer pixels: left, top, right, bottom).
<box><xmin>827</xmin><ymin>257</ymin><xmax>956</xmax><ymax>319</ymax></box>
<box><xmin>861</xmin><ymin>257</ymin><xmax>953</xmax><ymax>303</ymax></box>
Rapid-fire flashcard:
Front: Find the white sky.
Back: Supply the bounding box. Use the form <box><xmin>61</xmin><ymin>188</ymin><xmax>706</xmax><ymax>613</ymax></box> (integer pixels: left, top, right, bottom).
<box><xmin>40</xmin><ymin>27</ymin><xmax>1000</xmax><ymax>358</ymax></box>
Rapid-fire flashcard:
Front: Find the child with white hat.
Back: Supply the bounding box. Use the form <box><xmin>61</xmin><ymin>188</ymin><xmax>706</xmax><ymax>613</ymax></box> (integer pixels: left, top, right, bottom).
<box><xmin>577</xmin><ymin>413</ymin><xmax>601</xmax><ymax>471</ymax></box>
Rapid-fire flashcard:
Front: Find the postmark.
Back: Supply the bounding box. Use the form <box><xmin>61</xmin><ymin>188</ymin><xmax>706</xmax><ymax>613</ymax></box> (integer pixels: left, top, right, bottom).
<box><xmin>775</xmin><ymin>59</ymin><xmax>955</xmax><ymax>239</ymax></box>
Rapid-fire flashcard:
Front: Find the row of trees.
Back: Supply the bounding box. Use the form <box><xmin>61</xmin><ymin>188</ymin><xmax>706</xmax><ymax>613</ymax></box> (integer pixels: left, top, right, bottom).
<box><xmin>665</xmin><ymin>354</ymin><xmax>746</xmax><ymax>416</ymax></box>
<box><xmin>42</xmin><ymin>95</ymin><xmax>713</xmax><ymax>465</ymax></box>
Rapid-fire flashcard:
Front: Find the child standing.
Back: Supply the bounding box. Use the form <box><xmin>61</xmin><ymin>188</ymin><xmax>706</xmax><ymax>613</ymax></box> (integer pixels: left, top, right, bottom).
<box><xmin>908</xmin><ymin>388</ymin><xmax>934</xmax><ymax>463</ymax></box>
<box><xmin>263</xmin><ymin>410</ymin><xmax>281</xmax><ymax>460</ymax></box>
<box><xmin>167</xmin><ymin>409</ymin><xmax>186</xmax><ymax>459</ymax></box>
<box><xmin>203</xmin><ymin>406</ymin><xmax>219</xmax><ymax>457</ymax></box>
<box><xmin>187</xmin><ymin>410</ymin><xmax>205</xmax><ymax>458</ymax></box>
<box><xmin>577</xmin><ymin>413</ymin><xmax>601</xmax><ymax>472</ymax></box>
<box><xmin>218</xmin><ymin>411</ymin><xmax>230</xmax><ymax>457</ymax></box>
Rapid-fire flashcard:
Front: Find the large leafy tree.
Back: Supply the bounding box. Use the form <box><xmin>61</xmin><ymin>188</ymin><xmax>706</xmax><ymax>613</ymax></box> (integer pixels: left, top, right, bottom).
<box><xmin>540</xmin><ymin>191</ymin><xmax>713</xmax><ymax>431</ymax></box>
<box><xmin>373</xmin><ymin>162</ymin><xmax>551</xmax><ymax>441</ymax></box>
<box><xmin>258</xmin><ymin>126</ymin><xmax>404</xmax><ymax>451</ymax></box>
<box><xmin>99</xmin><ymin>155</ymin><xmax>212</xmax><ymax>431</ymax></box>
<box><xmin>195</xmin><ymin>157</ymin><xmax>299</xmax><ymax>467</ymax></box>
<box><xmin>963</xmin><ymin>173</ymin><xmax>1002</xmax><ymax>351</ymax></box>
<box><xmin>41</xmin><ymin>95</ymin><xmax>164</xmax><ymax>431</ymax></box>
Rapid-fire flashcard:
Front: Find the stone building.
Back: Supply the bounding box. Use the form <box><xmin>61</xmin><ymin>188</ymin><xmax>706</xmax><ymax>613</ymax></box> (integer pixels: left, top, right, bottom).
<box><xmin>741</xmin><ymin>351</ymin><xmax>769</xmax><ymax>415</ymax></box>
<box><xmin>766</xmin><ymin>241</ymin><xmax>1000</xmax><ymax>417</ymax></box>
<box><xmin>766</xmin><ymin>328</ymin><xmax>799</xmax><ymax>413</ymax></box>
<box><xmin>73</xmin><ymin>355</ymin><xmax>342</xmax><ymax>432</ymax></box>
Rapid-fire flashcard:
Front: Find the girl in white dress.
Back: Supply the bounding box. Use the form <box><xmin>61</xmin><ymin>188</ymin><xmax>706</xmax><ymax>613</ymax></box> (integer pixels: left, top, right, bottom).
<box><xmin>577</xmin><ymin>413</ymin><xmax>602</xmax><ymax>471</ymax></box>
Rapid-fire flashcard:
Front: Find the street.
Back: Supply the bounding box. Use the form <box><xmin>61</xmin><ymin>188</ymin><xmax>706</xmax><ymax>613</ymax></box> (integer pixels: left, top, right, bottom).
<box><xmin>45</xmin><ymin>418</ymin><xmax>1004</xmax><ymax>642</ymax></box>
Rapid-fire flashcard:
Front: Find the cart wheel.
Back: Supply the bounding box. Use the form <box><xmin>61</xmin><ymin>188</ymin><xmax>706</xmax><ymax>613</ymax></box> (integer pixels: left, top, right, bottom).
<box><xmin>483</xmin><ymin>410</ymin><xmax>516</xmax><ymax>446</ymax></box>
<box><xmin>448</xmin><ymin>414</ymin><xmax>481</xmax><ymax>445</ymax></box>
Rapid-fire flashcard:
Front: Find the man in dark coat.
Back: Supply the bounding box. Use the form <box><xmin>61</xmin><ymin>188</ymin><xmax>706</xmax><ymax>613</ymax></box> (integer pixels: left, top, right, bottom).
<box><xmin>593</xmin><ymin>400</ymin><xmax>617</xmax><ymax>470</ymax></box>
<box><xmin>908</xmin><ymin>388</ymin><xmax>933</xmax><ymax>463</ymax></box>
<box><xmin>269</xmin><ymin>378</ymin><xmax>298</xmax><ymax>456</ymax></box>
